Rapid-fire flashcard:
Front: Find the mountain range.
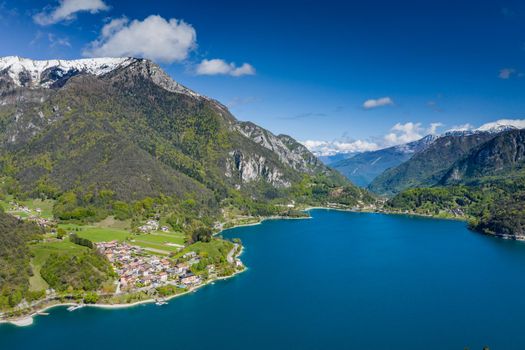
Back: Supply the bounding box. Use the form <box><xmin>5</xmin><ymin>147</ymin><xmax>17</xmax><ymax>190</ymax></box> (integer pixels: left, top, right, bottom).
<box><xmin>0</xmin><ymin>56</ymin><xmax>368</xmax><ymax>224</ymax></box>
<box><xmin>384</xmin><ymin>127</ymin><xmax>525</xmax><ymax>239</ymax></box>
<box><xmin>0</xmin><ymin>56</ymin><xmax>380</xmax><ymax>311</ymax></box>
<box><xmin>368</xmin><ymin>132</ymin><xmax>497</xmax><ymax>195</ymax></box>
<box><xmin>330</xmin><ymin>135</ymin><xmax>437</xmax><ymax>187</ymax></box>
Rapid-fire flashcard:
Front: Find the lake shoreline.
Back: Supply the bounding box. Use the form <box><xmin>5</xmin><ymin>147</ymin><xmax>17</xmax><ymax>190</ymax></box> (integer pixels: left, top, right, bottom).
<box><xmin>0</xmin><ymin>246</ymin><xmax>246</xmax><ymax>327</ymax></box>
<box><xmin>2</xmin><ymin>213</ymin><xmax>311</xmax><ymax>326</ymax></box>
<box><xmin>3</xmin><ymin>206</ymin><xmax>513</xmax><ymax>328</ymax></box>
<box><xmin>306</xmin><ymin>206</ymin><xmax>525</xmax><ymax>242</ymax></box>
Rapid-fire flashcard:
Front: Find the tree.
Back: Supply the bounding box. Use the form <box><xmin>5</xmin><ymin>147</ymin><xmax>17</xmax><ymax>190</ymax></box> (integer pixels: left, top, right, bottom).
<box><xmin>83</xmin><ymin>292</ymin><xmax>100</xmax><ymax>304</ymax></box>
<box><xmin>56</xmin><ymin>228</ymin><xmax>66</xmax><ymax>239</ymax></box>
<box><xmin>190</xmin><ymin>227</ymin><xmax>212</xmax><ymax>243</ymax></box>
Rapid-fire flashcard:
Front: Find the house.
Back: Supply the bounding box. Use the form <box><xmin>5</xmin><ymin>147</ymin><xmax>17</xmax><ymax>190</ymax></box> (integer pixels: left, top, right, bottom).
<box><xmin>146</xmin><ymin>220</ymin><xmax>159</xmax><ymax>230</ymax></box>
<box><xmin>174</xmin><ymin>263</ymin><xmax>188</xmax><ymax>274</ymax></box>
<box><xmin>159</xmin><ymin>272</ymin><xmax>168</xmax><ymax>282</ymax></box>
<box><xmin>120</xmin><ymin>277</ymin><xmax>129</xmax><ymax>287</ymax></box>
<box><xmin>188</xmin><ymin>257</ymin><xmax>201</xmax><ymax>266</ymax></box>
<box><xmin>181</xmin><ymin>273</ymin><xmax>199</xmax><ymax>285</ymax></box>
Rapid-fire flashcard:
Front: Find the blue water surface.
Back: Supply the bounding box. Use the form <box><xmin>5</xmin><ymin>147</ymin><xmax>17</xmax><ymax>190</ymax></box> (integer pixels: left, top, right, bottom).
<box><xmin>2</xmin><ymin>210</ymin><xmax>525</xmax><ymax>350</ymax></box>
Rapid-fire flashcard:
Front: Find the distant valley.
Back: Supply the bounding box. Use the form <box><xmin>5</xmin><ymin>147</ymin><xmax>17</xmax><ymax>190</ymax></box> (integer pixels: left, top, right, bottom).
<box><xmin>330</xmin><ymin>135</ymin><xmax>436</xmax><ymax>187</ymax></box>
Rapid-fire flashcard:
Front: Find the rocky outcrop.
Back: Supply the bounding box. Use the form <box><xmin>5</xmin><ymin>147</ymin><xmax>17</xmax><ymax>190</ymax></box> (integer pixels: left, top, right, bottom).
<box><xmin>225</xmin><ymin>150</ymin><xmax>290</xmax><ymax>188</ymax></box>
<box><xmin>235</xmin><ymin>121</ymin><xmax>326</xmax><ymax>175</ymax></box>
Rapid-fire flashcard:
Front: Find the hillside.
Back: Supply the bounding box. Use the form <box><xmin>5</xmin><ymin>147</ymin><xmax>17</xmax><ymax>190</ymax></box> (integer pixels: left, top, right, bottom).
<box><xmin>386</xmin><ymin>129</ymin><xmax>525</xmax><ymax>239</ymax></box>
<box><xmin>0</xmin><ymin>56</ymin><xmax>377</xmax><ymax>313</ymax></box>
<box><xmin>331</xmin><ymin>135</ymin><xmax>436</xmax><ymax>187</ymax></box>
<box><xmin>0</xmin><ymin>56</ymin><xmax>369</xmax><ymax>224</ymax></box>
<box><xmin>0</xmin><ymin>209</ymin><xmax>43</xmax><ymax>309</ymax></box>
<box><xmin>440</xmin><ymin>129</ymin><xmax>525</xmax><ymax>185</ymax></box>
<box><xmin>368</xmin><ymin>132</ymin><xmax>496</xmax><ymax>195</ymax></box>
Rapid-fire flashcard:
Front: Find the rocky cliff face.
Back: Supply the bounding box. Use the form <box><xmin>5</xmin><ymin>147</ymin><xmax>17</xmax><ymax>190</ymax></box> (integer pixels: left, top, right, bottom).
<box><xmin>225</xmin><ymin>150</ymin><xmax>290</xmax><ymax>188</ymax></box>
<box><xmin>235</xmin><ymin>121</ymin><xmax>328</xmax><ymax>175</ymax></box>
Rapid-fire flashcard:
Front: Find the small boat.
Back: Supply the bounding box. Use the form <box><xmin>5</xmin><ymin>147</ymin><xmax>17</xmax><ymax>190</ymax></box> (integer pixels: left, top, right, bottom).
<box><xmin>155</xmin><ymin>299</ymin><xmax>168</xmax><ymax>306</ymax></box>
<box><xmin>67</xmin><ymin>304</ymin><xmax>84</xmax><ymax>312</ymax></box>
<box><xmin>37</xmin><ymin>312</ymin><xmax>49</xmax><ymax>316</ymax></box>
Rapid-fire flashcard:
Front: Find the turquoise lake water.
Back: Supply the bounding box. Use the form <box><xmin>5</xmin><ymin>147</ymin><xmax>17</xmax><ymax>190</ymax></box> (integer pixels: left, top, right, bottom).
<box><xmin>2</xmin><ymin>209</ymin><xmax>525</xmax><ymax>349</ymax></box>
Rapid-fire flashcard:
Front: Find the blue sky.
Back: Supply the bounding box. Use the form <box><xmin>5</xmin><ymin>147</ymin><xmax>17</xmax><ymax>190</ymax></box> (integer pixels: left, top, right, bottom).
<box><xmin>1</xmin><ymin>0</ymin><xmax>525</xmax><ymax>154</ymax></box>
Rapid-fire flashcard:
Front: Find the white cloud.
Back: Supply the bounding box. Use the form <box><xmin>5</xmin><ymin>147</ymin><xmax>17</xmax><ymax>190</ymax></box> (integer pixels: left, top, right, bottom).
<box><xmin>363</xmin><ymin>96</ymin><xmax>394</xmax><ymax>109</ymax></box>
<box><xmin>303</xmin><ymin>121</ymin><xmax>444</xmax><ymax>156</ymax></box>
<box><xmin>34</xmin><ymin>0</ymin><xmax>109</xmax><ymax>25</ymax></box>
<box><xmin>499</xmin><ymin>68</ymin><xmax>517</xmax><ymax>79</ymax></box>
<box><xmin>301</xmin><ymin>139</ymin><xmax>379</xmax><ymax>156</ymax></box>
<box><xmin>428</xmin><ymin>122</ymin><xmax>444</xmax><ymax>134</ymax></box>
<box><xmin>83</xmin><ymin>15</ymin><xmax>197</xmax><ymax>63</ymax></box>
<box><xmin>305</xmin><ymin>118</ymin><xmax>525</xmax><ymax>158</ymax></box>
<box><xmin>477</xmin><ymin>119</ymin><xmax>525</xmax><ymax>131</ymax></box>
<box><xmin>196</xmin><ymin>59</ymin><xmax>255</xmax><ymax>77</ymax></box>
<box><xmin>383</xmin><ymin>122</ymin><xmax>423</xmax><ymax>145</ymax></box>
<box><xmin>384</xmin><ymin>122</ymin><xmax>444</xmax><ymax>146</ymax></box>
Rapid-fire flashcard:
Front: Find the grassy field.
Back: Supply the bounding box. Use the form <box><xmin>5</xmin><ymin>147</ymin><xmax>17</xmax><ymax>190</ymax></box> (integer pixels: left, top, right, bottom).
<box><xmin>130</xmin><ymin>232</ymin><xmax>186</xmax><ymax>254</ymax></box>
<box><xmin>60</xmin><ymin>221</ymin><xmax>185</xmax><ymax>255</ymax></box>
<box><xmin>133</xmin><ymin>232</ymin><xmax>185</xmax><ymax>245</ymax></box>
<box><xmin>178</xmin><ymin>239</ymin><xmax>234</xmax><ymax>260</ymax></box>
<box><xmin>60</xmin><ymin>224</ymin><xmax>132</xmax><ymax>242</ymax></box>
<box><xmin>93</xmin><ymin>216</ymin><xmax>131</xmax><ymax>230</ymax></box>
<box><xmin>29</xmin><ymin>240</ymin><xmax>90</xmax><ymax>291</ymax></box>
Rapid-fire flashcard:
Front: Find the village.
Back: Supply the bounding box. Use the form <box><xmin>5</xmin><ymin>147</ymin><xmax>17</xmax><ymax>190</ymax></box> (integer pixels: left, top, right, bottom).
<box><xmin>1</xmin><ymin>197</ymin><xmax>245</xmax><ymax>307</ymax></box>
<box><xmin>7</xmin><ymin>201</ymin><xmax>54</xmax><ymax>228</ymax></box>
<box><xmin>96</xmin><ymin>241</ymin><xmax>207</xmax><ymax>292</ymax></box>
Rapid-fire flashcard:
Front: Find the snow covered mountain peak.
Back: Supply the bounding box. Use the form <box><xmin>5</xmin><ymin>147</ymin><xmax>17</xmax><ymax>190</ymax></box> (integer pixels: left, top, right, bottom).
<box><xmin>475</xmin><ymin>119</ymin><xmax>524</xmax><ymax>133</ymax></box>
<box><xmin>0</xmin><ymin>56</ymin><xmax>204</xmax><ymax>99</ymax></box>
<box><xmin>0</xmin><ymin>56</ymin><xmax>135</xmax><ymax>87</ymax></box>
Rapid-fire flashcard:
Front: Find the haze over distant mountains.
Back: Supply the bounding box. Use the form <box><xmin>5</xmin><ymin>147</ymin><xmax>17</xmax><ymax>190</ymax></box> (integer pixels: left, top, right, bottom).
<box><xmin>312</xmin><ymin>120</ymin><xmax>525</xmax><ymax>189</ymax></box>
<box><xmin>329</xmin><ymin>135</ymin><xmax>437</xmax><ymax>187</ymax></box>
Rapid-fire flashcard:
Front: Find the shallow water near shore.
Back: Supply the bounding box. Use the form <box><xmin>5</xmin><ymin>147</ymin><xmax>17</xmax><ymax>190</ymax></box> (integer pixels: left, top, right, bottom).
<box><xmin>3</xmin><ymin>209</ymin><xmax>525</xmax><ymax>349</ymax></box>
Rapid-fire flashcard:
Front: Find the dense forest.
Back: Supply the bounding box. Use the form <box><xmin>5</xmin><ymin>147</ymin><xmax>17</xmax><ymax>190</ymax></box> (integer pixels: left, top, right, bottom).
<box><xmin>40</xmin><ymin>251</ymin><xmax>114</xmax><ymax>292</ymax></box>
<box><xmin>0</xmin><ymin>209</ymin><xmax>43</xmax><ymax>310</ymax></box>
<box><xmin>387</xmin><ymin>176</ymin><xmax>525</xmax><ymax>238</ymax></box>
<box><xmin>384</xmin><ymin>129</ymin><xmax>525</xmax><ymax>239</ymax></box>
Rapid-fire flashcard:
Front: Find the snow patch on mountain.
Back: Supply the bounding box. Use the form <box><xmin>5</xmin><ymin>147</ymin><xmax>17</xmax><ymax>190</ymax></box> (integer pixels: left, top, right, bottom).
<box><xmin>0</xmin><ymin>56</ymin><xmax>133</xmax><ymax>87</ymax></box>
<box><xmin>476</xmin><ymin>119</ymin><xmax>525</xmax><ymax>132</ymax></box>
<box><xmin>0</xmin><ymin>56</ymin><xmax>203</xmax><ymax>99</ymax></box>
<box><xmin>393</xmin><ymin>134</ymin><xmax>438</xmax><ymax>154</ymax></box>
<box><xmin>445</xmin><ymin>119</ymin><xmax>525</xmax><ymax>136</ymax></box>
